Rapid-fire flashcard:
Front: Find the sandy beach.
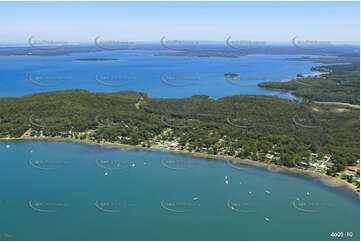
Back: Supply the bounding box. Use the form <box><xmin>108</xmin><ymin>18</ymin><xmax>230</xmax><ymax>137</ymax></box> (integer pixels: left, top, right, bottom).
<box><xmin>1</xmin><ymin>136</ymin><xmax>359</xmax><ymax>197</ymax></box>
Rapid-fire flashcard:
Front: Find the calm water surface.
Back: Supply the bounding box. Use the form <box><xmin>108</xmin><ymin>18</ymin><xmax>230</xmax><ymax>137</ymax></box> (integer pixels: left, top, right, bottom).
<box><xmin>0</xmin><ymin>51</ymin><xmax>323</xmax><ymax>99</ymax></box>
<box><xmin>0</xmin><ymin>140</ymin><xmax>359</xmax><ymax>240</ymax></box>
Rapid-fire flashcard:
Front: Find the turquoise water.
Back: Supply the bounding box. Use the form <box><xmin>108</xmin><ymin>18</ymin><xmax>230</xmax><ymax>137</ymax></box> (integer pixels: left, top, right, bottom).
<box><xmin>0</xmin><ymin>140</ymin><xmax>359</xmax><ymax>240</ymax></box>
<box><xmin>0</xmin><ymin>51</ymin><xmax>322</xmax><ymax>99</ymax></box>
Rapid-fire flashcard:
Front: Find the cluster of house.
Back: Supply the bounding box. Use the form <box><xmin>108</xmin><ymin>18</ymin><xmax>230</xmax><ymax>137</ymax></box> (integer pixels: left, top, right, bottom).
<box><xmin>23</xmin><ymin>128</ymin><xmax>360</xmax><ymax>185</ymax></box>
<box><xmin>305</xmin><ymin>153</ymin><xmax>333</xmax><ymax>171</ymax></box>
<box><xmin>155</xmin><ymin>140</ymin><xmax>181</xmax><ymax>149</ymax></box>
<box><xmin>338</xmin><ymin>162</ymin><xmax>360</xmax><ymax>183</ymax></box>
<box><xmin>265</xmin><ymin>153</ymin><xmax>280</xmax><ymax>160</ymax></box>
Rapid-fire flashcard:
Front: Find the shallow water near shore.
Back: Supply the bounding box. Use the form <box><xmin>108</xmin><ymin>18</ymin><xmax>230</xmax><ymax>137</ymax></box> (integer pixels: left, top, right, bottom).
<box><xmin>0</xmin><ymin>140</ymin><xmax>359</xmax><ymax>240</ymax></box>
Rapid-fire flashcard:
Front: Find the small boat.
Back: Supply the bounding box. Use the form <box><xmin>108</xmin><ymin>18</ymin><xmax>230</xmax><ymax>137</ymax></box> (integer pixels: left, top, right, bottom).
<box><xmin>225</xmin><ymin>180</ymin><xmax>229</xmax><ymax>184</ymax></box>
<box><xmin>306</xmin><ymin>192</ymin><xmax>310</xmax><ymax>196</ymax></box>
<box><xmin>193</xmin><ymin>197</ymin><xmax>199</xmax><ymax>201</ymax></box>
<box><xmin>131</xmin><ymin>163</ymin><xmax>136</xmax><ymax>167</ymax></box>
<box><xmin>265</xmin><ymin>217</ymin><xmax>270</xmax><ymax>222</ymax></box>
<box><xmin>104</xmin><ymin>172</ymin><xmax>108</xmax><ymax>176</ymax></box>
<box><xmin>5</xmin><ymin>145</ymin><xmax>10</xmax><ymax>149</ymax></box>
<box><xmin>225</xmin><ymin>176</ymin><xmax>228</xmax><ymax>180</ymax></box>
<box><xmin>30</xmin><ymin>150</ymin><xmax>33</xmax><ymax>153</ymax></box>
<box><xmin>265</xmin><ymin>190</ymin><xmax>270</xmax><ymax>194</ymax></box>
<box><xmin>239</xmin><ymin>181</ymin><xmax>242</xmax><ymax>185</ymax></box>
<box><xmin>248</xmin><ymin>191</ymin><xmax>252</xmax><ymax>195</ymax></box>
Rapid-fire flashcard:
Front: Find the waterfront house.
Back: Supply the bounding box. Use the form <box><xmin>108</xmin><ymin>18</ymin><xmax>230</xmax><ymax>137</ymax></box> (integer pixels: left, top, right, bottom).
<box><xmin>265</xmin><ymin>154</ymin><xmax>274</xmax><ymax>159</ymax></box>
<box><xmin>347</xmin><ymin>167</ymin><xmax>358</xmax><ymax>172</ymax></box>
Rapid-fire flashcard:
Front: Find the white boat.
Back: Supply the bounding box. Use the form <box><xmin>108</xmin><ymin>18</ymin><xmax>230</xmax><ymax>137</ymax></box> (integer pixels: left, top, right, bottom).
<box><xmin>104</xmin><ymin>172</ymin><xmax>108</xmax><ymax>176</ymax></box>
<box><xmin>265</xmin><ymin>190</ymin><xmax>270</xmax><ymax>194</ymax></box>
<box><xmin>193</xmin><ymin>197</ymin><xmax>199</xmax><ymax>201</ymax></box>
<box><xmin>306</xmin><ymin>192</ymin><xmax>310</xmax><ymax>196</ymax></box>
<box><xmin>131</xmin><ymin>163</ymin><xmax>136</xmax><ymax>167</ymax></box>
<box><xmin>225</xmin><ymin>180</ymin><xmax>229</xmax><ymax>184</ymax></box>
<box><xmin>5</xmin><ymin>145</ymin><xmax>10</xmax><ymax>149</ymax></box>
<box><xmin>248</xmin><ymin>191</ymin><xmax>252</xmax><ymax>195</ymax></box>
<box><xmin>265</xmin><ymin>217</ymin><xmax>270</xmax><ymax>222</ymax></box>
<box><xmin>225</xmin><ymin>176</ymin><xmax>228</xmax><ymax>180</ymax></box>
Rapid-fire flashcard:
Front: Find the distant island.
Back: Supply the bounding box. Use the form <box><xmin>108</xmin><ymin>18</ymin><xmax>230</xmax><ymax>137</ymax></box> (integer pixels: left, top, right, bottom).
<box><xmin>285</xmin><ymin>56</ymin><xmax>360</xmax><ymax>64</ymax></box>
<box><xmin>224</xmin><ymin>72</ymin><xmax>241</xmax><ymax>78</ymax></box>
<box><xmin>74</xmin><ymin>57</ymin><xmax>119</xmax><ymax>61</ymax></box>
<box><xmin>154</xmin><ymin>51</ymin><xmax>243</xmax><ymax>58</ymax></box>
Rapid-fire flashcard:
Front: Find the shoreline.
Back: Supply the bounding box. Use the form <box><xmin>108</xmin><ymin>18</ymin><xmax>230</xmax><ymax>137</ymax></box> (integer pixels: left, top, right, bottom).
<box><xmin>255</xmin><ymin>70</ymin><xmax>328</xmax><ymax>102</ymax></box>
<box><xmin>256</xmin><ymin>69</ymin><xmax>360</xmax><ymax>106</ymax></box>
<box><xmin>255</xmin><ymin>85</ymin><xmax>300</xmax><ymax>102</ymax></box>
<box><xmin>1</xmin><ymin>136</ymin><xmax>359</xmax><ymax>197</ymax></box>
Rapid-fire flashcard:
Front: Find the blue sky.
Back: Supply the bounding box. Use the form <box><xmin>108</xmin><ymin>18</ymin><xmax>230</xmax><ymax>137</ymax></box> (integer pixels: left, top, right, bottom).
<box><xmin>0</xmin><ymin>1</ymin><xmax>359</xmax><ymax>43</ymax></box>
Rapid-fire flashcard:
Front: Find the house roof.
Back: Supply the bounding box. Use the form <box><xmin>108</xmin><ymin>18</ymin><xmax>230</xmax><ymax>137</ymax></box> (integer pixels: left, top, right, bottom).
<box><xmin>347</xmin><ymin>167</ymin><xmax>358</xmax><ymax>172</ymax></box>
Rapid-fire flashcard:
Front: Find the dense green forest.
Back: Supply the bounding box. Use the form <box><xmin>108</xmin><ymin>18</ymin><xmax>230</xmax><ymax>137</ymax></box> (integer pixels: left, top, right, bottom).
<box><xmin>258</xmin><ymin>62</ymin><xmax>360</xmax><ymax>104</ymax></box>
<box><xmin>0</xmin><ymin>89</ymin><xmax>359</xmax><ymax>174</ymax></box>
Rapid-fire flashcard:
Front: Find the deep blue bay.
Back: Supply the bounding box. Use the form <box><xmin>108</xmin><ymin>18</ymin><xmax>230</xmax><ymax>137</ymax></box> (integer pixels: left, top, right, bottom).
<box><xmin>0</xmin><ymin>140</ymin><xmax>359</xmax><ymax>240</ymax></box>
<box><xmin>0</xmin><ymin>51</ymin><xmax>323</xmax><ymax>99</ymax></box>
